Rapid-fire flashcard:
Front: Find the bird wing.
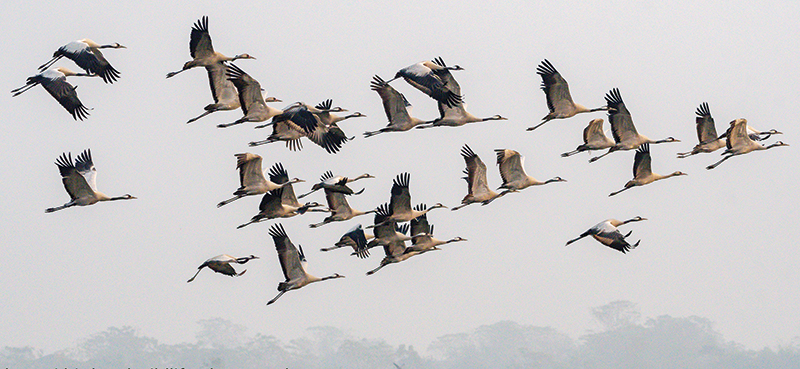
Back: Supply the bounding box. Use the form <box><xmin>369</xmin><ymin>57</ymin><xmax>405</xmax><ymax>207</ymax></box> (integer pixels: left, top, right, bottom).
<box><xmin>36</xmin><ymin>73</ymin><xmax>90</xmax><ymax>121</ymax></box>
<box><xmin>728</xmin><ymin>119</ymin><xmax>751</xmax><ymax>149</ymax></box>
<box><xmin>269</xmin><ymin>224</ymin><xmax>305</xmax><ymax>281</ymax></box>
<box><xmin>235</xmin><ymin>153</ymin><xmax>268</xmax><ymax>189</ymax></box>
<box><xmin>190</xmin><ymin>16</ymin><xmax>214</xmax><ymax>59</ymax></box>
<box><xmin>58</xmin><ymin>41</ymin><xmax>120</xmax><ymax>83</ymax></box>
<box><xmin>461</xmin><ymin>146</ymin><xmax>491</xmax><ymax>197</ymax></box>
<box><xmin>74</xmin><ymin>149</ymin><xmax>98</xmax><ymax>192</ymax></box>
<box><xmin>389</xmin><ymin>173</ymin><xmax>412</xmax><ymax>216</ymax></box>
<box><xmin>371</xmin><ymin>75</ymin><xmax>414</xmax><ymax>128</ymax></box>
<box><xmin>210</xmin><ymin>262</ymin><xmax>237</xmax><ymax>276</ymax></box>
<box><xmin>226</xmin><ymin>64</ymin><xmax>266</xmax><ymax>117</ymax></box>
<box><xmin>695</xmin><ymin>103</ymin><xmax>718</xmax><ymax>144</ymax></box>
<box><xmin>409</xmin><ymin>204</ymin><xmax>431</xmax><ymax>236</ymax></box>
<box><xmin>268</xmin><ymin>163</ymin><xmax>300</xmax><ymax>207</ymax></box>
<box><xmin>604</xmin><ymin>88</ymin><xmax>638</xmax><ymax>143</ymax></box>
<box><xmin>55</xmin><ymin>152</ymin><xmax>95</xmax><ymax>201</ymax></box>
<box><xmin>306</xmin><ymin>122</ymin><xmax>351</xmax><ymax>154</ymax></box>
<box><xmin>536</xmin><ymin>59</ymin><xmax>575</xmax><ymax>114</ymax></box>
<box><xmin>257</xmin><ymin>190</ymin><xmax>284</xmax><ymax>214</ymax></box>
<box><xmin>592</xmin><ymin>231</ymin><xmax>635</xmax><ymax>253</ymax></box>
<box><xmin>495</xmin><ymin>149</ymin><xmax>526</xmax><ymax>185</ymax></box>
<box><xmin>206</xmin><ymin>62</ymin><xmax>238</xmax><ymax>105</ymax></box>
<box><xmin>632</xmin><ymin>143</ymin><xmax>652</xmax><ymax>178</ymax></box>
<box><xmin>398</xmin><ymin>62</ymin><xmax>461</xmax><ymax>107</ymax></box>
<box><xmin>324</xmin><ymin>189</ymin><xmax>349</xmax><ymax>213</ymax></box>
<box><xmin>584</xmin><ymin>119</ymin><xmax>608</xmax><ymax>144</ymax></box>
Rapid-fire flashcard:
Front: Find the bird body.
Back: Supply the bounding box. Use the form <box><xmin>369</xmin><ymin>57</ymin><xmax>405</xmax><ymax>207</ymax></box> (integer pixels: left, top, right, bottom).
<box><xmin>45</xmin><ymin>150</ymin><xmax>136</xmax><ymax>213</ymax></box>
<box><xmin>381</xmin><ymin>172</ymin><xmax>446</xmax><ymax>222</ymax></box>
<box><xmin>217</xmin><ymin>64</ymin><xmax>282</xmax><ymax>128</ymax></box>
<box><xmin>38</xmin><ymin>38</ymin><xmax>125</xmax><ymax>83</ymax></box>
<box><xmin>561</xmin><ymin>118</ymin><xmax>615</xmax><ymax>157</ymax></box>
<box><xmin>308</xmin><ymin>187</ymin><xmax>375</xmax><ymax>228</ymax></box>
<box><xmin>589</xmin><ymin>88</ymin><xmax>679</xmax><ymax>162</ymax></box>
<box><xmin>490</xmin><ymin>149</ymin><xmax>566</xmax><ymax>204</ymax></box>
<box><xmin>267</xmin><ymin>224</ymin><xmax>344</xmax><ymax>305</ymax></box>
<box><xmin>706</xmin><ymin>118</ymin><xmax>789</xmax><ymax>169</ymax></box>
<box><xmin>166</xmin><ymin>16</ymin><xmax>255</xmax><ymax>79</ymax></box>
<box><xmin>609</xmin><ymin>144</ymin><xmax>686</xmax><ymax>196</ymax></box>
<box><xmin>565</xmin><ymin>217</ymin><xmax>646</xmax><ymax>253</ymax></box>
<box><xmin>297</xmin><ymin>171</ymin><xmax>373</xmax><ymax>199</ymax></box>
<box><xmin>388</xmin><ymin>57</ymin><xmax>463</xmax><ymax>107</ymax></box>
<box><xmin>320</xmin><ymin>224</ymin><xmax>375</xmax><ymax>257</ymax></box>
<box><xmin>11</xmin><ymin>67</ymin><xmax>94</xmax><ymax>120</ymax></box>
<box><xmin>186</xmin><ymin>254</ymin><xmax>258</xmax><ymax>282</ymax></box>
<box><xmin>527</xmin><ymin>59</ymin><xmax>606</xmax><ymax>131</ymax></box>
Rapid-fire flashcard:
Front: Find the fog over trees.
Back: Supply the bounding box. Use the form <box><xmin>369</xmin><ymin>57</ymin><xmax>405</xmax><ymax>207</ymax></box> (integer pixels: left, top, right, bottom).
<box><xmin>4</xmin><ymin>301</ymin><xmax>799</xmax><ymax>369</ymax></box>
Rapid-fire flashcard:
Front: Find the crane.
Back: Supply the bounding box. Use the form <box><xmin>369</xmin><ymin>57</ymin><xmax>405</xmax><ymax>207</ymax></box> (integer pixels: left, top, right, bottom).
<box><xmin>452</xmin><ymin>145</ymin><xmax>502</xmax><ymax>210</ymax></box>
<box><xmin>45</xmin><ymin>150</ymin><xmax>136</xmax><ymax>213</ymax></box>
<box><xmin>308</xmin><ymin>184</ymin><xmax>376</xmax><ymax>228</ymax></box>
<box><xmin>609</xmin><ymin>143</ymin><xmax>687</xmax><ymax>196</ymax></box>
<box><xmin>320</xmin><ymin>224</ymin><xmax>374</xmax><ymax>257</ymax></box>
<box><xmin>217</xmin><ymin>154</ymin><xmax>303</xmax><ymax>207</ymax></box>
<box><xmin>38</xmin><ymin>38</ymin><xmax>125</xmax><ymax>83</ymax></box>
<box><xmin>527</xmin><ymin>59</ymin><xmax>606</xmax><ymax>131</ymax></box>
<box><xmin>387</xmin><ymin>57</ymin><xmax>463</xmax><ymax>107</ymax></box>
<box><xmin>565</xmin><ymin>216</ymin><xmax>647</xmax><ymax>253</ymax></box>
<box><xmin>561</xmin><ymin>118</ymin><xmax>615</xmax><ymax>157</ymax></box>
<box><xmin>374</xmin><ymin>173</ymin><xmax>446</xmax><ymax>224</ymax></box>
<box><xmin>706</xmin><ymin>118</ymin><xmax>789</xmax><ymax>170</ymax></box>
<box><xmin>364</xmin><ymin>75</ymin><xmax>431</xmax><ymax>137</ymax></box>
<box><xmin>166</xmin><ymin>16</ymin><xmax>255</xmax><ymax>78</ymax></box>
<box><xmin>11</xmin><ymin>67</ymin><xmax>94</xmax><ymax>120</ymax></box>
<box><xmin>406</xmin><ymin>204</ymin><xmax>467</xmax><ymax>252</ymax></box>
<box><xmin>217</xmin><ymin>64</ymin><xmax>284</xmax><ymax>128</ymax></box>
<box><xmin>267</xmin><ymin>223</ymin><xmax>344</xmax><ymax>305</ymax></box>
<box><xmin>236</xmin><ymin>164</ymin><xmax>322</xmax><ymax>228</ymax></box>
<box><xmin>483</xmin><ymin>149</ymin><xmax>566</xmax><ymax>205</ymax></box>
<box><xmin>297</xmin><ymin>171</ymin><xmax>373</xmax><ymax>199</ymax></box>
<box><xmin>589</xmin><ymin>88</ymin><xmax>680</xmax><ymax>162</ymax></box>
<box><xmin>186</xmin><ymin>254</ymin><xmax>258</xmax><ymax>282</ymax></box>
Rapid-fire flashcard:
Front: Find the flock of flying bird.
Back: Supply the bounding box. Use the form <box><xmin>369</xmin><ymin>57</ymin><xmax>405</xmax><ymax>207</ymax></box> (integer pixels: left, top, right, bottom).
<box><xmin>17</xmin><ymin>16</ymin><xmax>789</xmax><ymax>305</ymax></box>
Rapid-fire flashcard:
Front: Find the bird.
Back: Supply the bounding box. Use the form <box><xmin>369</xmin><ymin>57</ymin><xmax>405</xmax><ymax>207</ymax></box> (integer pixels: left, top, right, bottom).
<box><xmin>376</xmin><ymin>173</ymin><xmax>446</xmax><ymax>224</ymax></box>
<box><xmin>406</xmin><ymin>204</ymin><xmax>467</xmax><ymax>253</ymax></box>
<box><xmin>565</xmin><ymin>216</ymin><xmax>647</xmax><ymax>253</ymax></box>
<box><xmin>217</xmin><ymin>64</ymin><xmax>284</xmax><ymax>128</ymax></box>
<box><xmin>609</xmin><ymin>143</ymin><xmax>687</xmax><ymax>196</ymax></box>
<box><xmin>267</xmin><ymin>223</ymin><xmax>344</xmax><ymax>305</ymax></box>
<box><xmin>387</xmin><ymin>57</ymin><xmax>463</xmax><ymax>107</ymax></box>
<box><xmin>186</xmin><ymin>254</ymin><xmax>259</xmax><ymax>282</ymax></box>
<box><xmin>253</xmin><ymin>102</ymin><xmax>353</xmax><ymax>154</ymax></box>
<box><xmin>308</xmin><ymin>184</ymin><xmax>376</xmax><ymax>228</ymax></box>
<box><xmin>706</xmin><ymin>118</ymin><xmax>789</xmax><ymax>170</ymax></box>
<box><xmin>11</xmin><ymin>67</ymin><xmax>94</xmax><ymax>120</ymax></box>
<box><xmin>217</xmin><ymin>154</ymin><xmax>303</xmax><ymax>207</ymax></box>
<box><xmin>166</xmin><ymin>16</ymin><xmax>255</xmax><ymax>78</ymax></box>
<box><xmin>45</xmin><ymin>150</ymin><xmax>136</xmax><ymax>213</ymax></box>
<box><xmin>589</xmin><ymin>88</ymin><xmax>680</xmax><ymax>162</ymax></box>
<box><xmin>365</xmin><ymin>206</ymin><xmax>420</xmax><ymax>276</ymax></box>
<box><xmin>236</xmin><ymin>164</ymin><xmax>322</xmax><ymax>228</ymax></box>
<box><xmin>526</xmin><ymin>59</ymin><xmax>607</xmax><ymax>131</ymax></box>
<box><xmin>297</xmin><ymin>171</ymin><xmax>374</xmax><ymax>199</ymax></box>
<box><xmin>676</xmin><ymin>102</ymin><xmax>726</xmax><ymax>158</ymax></box>
<box><xmin>415</xmin><ymin>58</ymin><xmax>507</xmax><ymax>129</ymax></box>
<box><xmin>561</xmin><ymin>118</ymin><xmax>615</xmax><ymax>157</ymax></box>
<box><xmin>483</xmin><ymin>149</ymin><xmax>566</xmax><ymax>205</ymax></box>
<box><xmin>451</xmin><ymin>145</ymin><xmax>502</xmax><ymax>210</ymax></box>
<box><xmin>186</xmin><ymin>61</ymin><xmax>281</xmax><ymax>124</ymax></box>
<box><xmin>38</xmin><ymin>38</ymin><xmax>125</xmax><ymax>84</ymax></box>
<box><xmin>247</xmin><ymin>116</ymin><xmax>306</xmax><ymax>150</ymax></box>
<box><xmin>364</xmin><ymin>75</ymin><xmax>431</xmax><ymax>137</ymax></box>
<box><xmin>320</xmin><ymin>224</ymin><xmax>374</xmax><ymax>258</ymax></box>
<box><xmin>312</xmin><ymin>99</ymin><xmax>366</xmax><ymax>127</ymax></box>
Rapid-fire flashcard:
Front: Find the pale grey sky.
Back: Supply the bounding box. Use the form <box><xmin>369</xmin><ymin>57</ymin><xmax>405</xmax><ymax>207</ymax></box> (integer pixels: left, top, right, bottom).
<box><xmin>1</xmin><ymin>0</ymin><xmax>798</xmax><ymax>355</ymax></box>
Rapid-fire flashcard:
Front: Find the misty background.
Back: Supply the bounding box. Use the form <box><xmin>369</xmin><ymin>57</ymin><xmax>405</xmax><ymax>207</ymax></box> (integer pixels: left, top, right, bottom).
<box><xmin>1</xmin><ymin>0</ymin><xmax>798</xmax><ymax>367</ymax></box>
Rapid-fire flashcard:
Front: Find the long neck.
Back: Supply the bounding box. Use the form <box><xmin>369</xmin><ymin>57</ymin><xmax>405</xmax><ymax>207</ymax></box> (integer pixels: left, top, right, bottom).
<box><xmin>319</xmin><ymin>274</ymin><xmax>340</xmax><ymax>281</ymax></box>
<box><xmin>108</xmin><ymin>195</ymin><xmax>131</xmax><ymax>201</ymax></box>
<box><xmin>620</xmin><ymin>218</ymin><xmax>640</xmax><ymax>226</ymax></box>
<box><xmin>653</xmin><ymin>137</ymin><xmax>673</xmax><ymax>144</ymax></box>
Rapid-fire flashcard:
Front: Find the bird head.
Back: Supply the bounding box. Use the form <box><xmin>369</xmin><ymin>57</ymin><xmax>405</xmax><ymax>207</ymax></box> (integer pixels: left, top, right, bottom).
<box><xmin>672</xmin><ymin>171</ymin><xmax>688</xmax><ymax>177</ymax></box>
<box><xmin>430</xmin><ymin>203</ymin><xmax>447</xmax><ymax>209</ymax></box>
<box><xmin>112</xmin><ymin>43</ymin><xmax>126</xmax><ymax>49</ymax></box>
<box><xmin>548</xmin><ymin>176</ymin><xmax>568</xmax><ymax>183</ymax></box>
<box><xmin>234</xmin><ymin>53</ymin><xmax>256</xmax><ymax>61</ymax></box>
<box><xmin>491</xmin><ymin>115</ymin><xmax>508</xmax><ymax>121</ymax></box>
<box><xmin>664</xmin><ymin>137</ymin><xmax>680</xmax><ymax>143</ymax></box>
<box><xmin>264</xmin><ymin>96</ymin><xmax>282</xmax><ymax>103</ymax></box>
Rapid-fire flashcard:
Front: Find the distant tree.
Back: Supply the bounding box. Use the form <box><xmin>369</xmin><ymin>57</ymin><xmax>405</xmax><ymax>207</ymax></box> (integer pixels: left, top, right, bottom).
<box><xmin>590</xmin><ymin>300</ymin><xmax>642</xmax><ymax>331</ymax></box>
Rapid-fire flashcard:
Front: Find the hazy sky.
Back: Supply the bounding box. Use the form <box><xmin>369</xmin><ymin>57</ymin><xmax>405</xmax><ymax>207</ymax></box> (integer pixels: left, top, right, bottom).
<box><xmin>2</xmin><ymin>0</ymin><xmax>798</xmax><ymax>355</ymax></box>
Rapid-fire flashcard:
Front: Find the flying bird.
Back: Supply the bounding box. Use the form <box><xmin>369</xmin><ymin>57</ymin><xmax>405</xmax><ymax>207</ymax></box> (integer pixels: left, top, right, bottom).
<box><xmin>217</xmin><ymin>64</ymin><xmax>284</xmax><ymax>128</ymax></box>
<box><xmin>186</xmin><ymin>62</ymin><xmax>281</xmax><ymax>124</ymax></box>
<box><xmin>38</xmin><ymin>38</ymin><xmax>125</xmax><ymax>83</ymax></box>
<box><xmin>166</xmin><ymin>16</ymin><xmax>255</xmax><ymax>78</ymax></box>
<box><xmin>218</xmin><ymin>154</ymin><xmax>303</xmax><ymax>207</ymax></box>
<box><xmin>387</xmin><ymin>57</ymin><xmax>463</xmax><ymax>107</ymax></box>
<box><xmin>527</xmin><ymin>59</ymin><xmax>606</xmax><ymax>131</ymax></box>
<box><xmin>561</xmin><ymin>118</ymin><xmax>615</xmax><ymax>157</ymax></box>
<box><xmin>45</xmin><ymin>149</ymin><xmax>136</xmax><ymax>213</ymax></box>
<box><xmin>364</xmin><ymin>75</ymin><xmax>431</xmax><ymax>137</ymax></box>
<box><xmin>406</xmin><ymin>204</ymin><xmax>467</xmax><ymax>253</ymax></box>
<box><xmin>609</xmin><ymin>144</ymin><xmax>687</xmax><ymax>196</ymax></box>
<box><xmin>11</xmin><ymin>67</ymin><xmax>94</xmax><ymax>120</ymax></box>
<box><xmin>267</xmin><ymin>224</ymin><xmax>344</xmax><ymax>305</ymax></box>
<box><xmin>308</xmin><ymin>183</ymin><xmax>376</xmax><ymax>228</ymax></box>
<box><xmin>365</xmin><ymin>205</ymin><xmax>421</xmax><ymax>275</ymax></box>
<box><xmin>484</xmin><ymin>148</ymin><xmax>566</xmax><ymax>205</ymax></box>
<box><xmin>589</xmin><ymin>88</ymin><xmax>679</xmax><ymax>162</ymax></box>
<box><xmin>297</xmin><ymin>171</ymin><xmax>373</xmax><ymax>199</ymax></box>
<box><xmin>186</xmin><ymin>254</ymin><xmax>259</xmax><ymax>282</ymax></box>
<box><xmin>565</xmin><ymin>216</ymin><xmax>647</xmax><ymax>253</ymax></box>
<box><xmin>236</xmin><ymin>164</ymin><xmax>322</xmax><ymax>228</ymax></box>
<box><xmin>375</xmin><ymin>173</ymin><xmax>446</xmax><ymax>224</ymax></box>
<box><xmin>320</xmin><ymin>224</ymin><xmax>374</xmax><ymax>258</ymax></box>
<box><xmin>452</xmin><ymin>145</ymin><xmax>502</xmax><ymax>210</ymax></box>
<box><xmin>706</xmin><ymin>118</ymin><xmax>789</xmax><ymax>170</ymax></box>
